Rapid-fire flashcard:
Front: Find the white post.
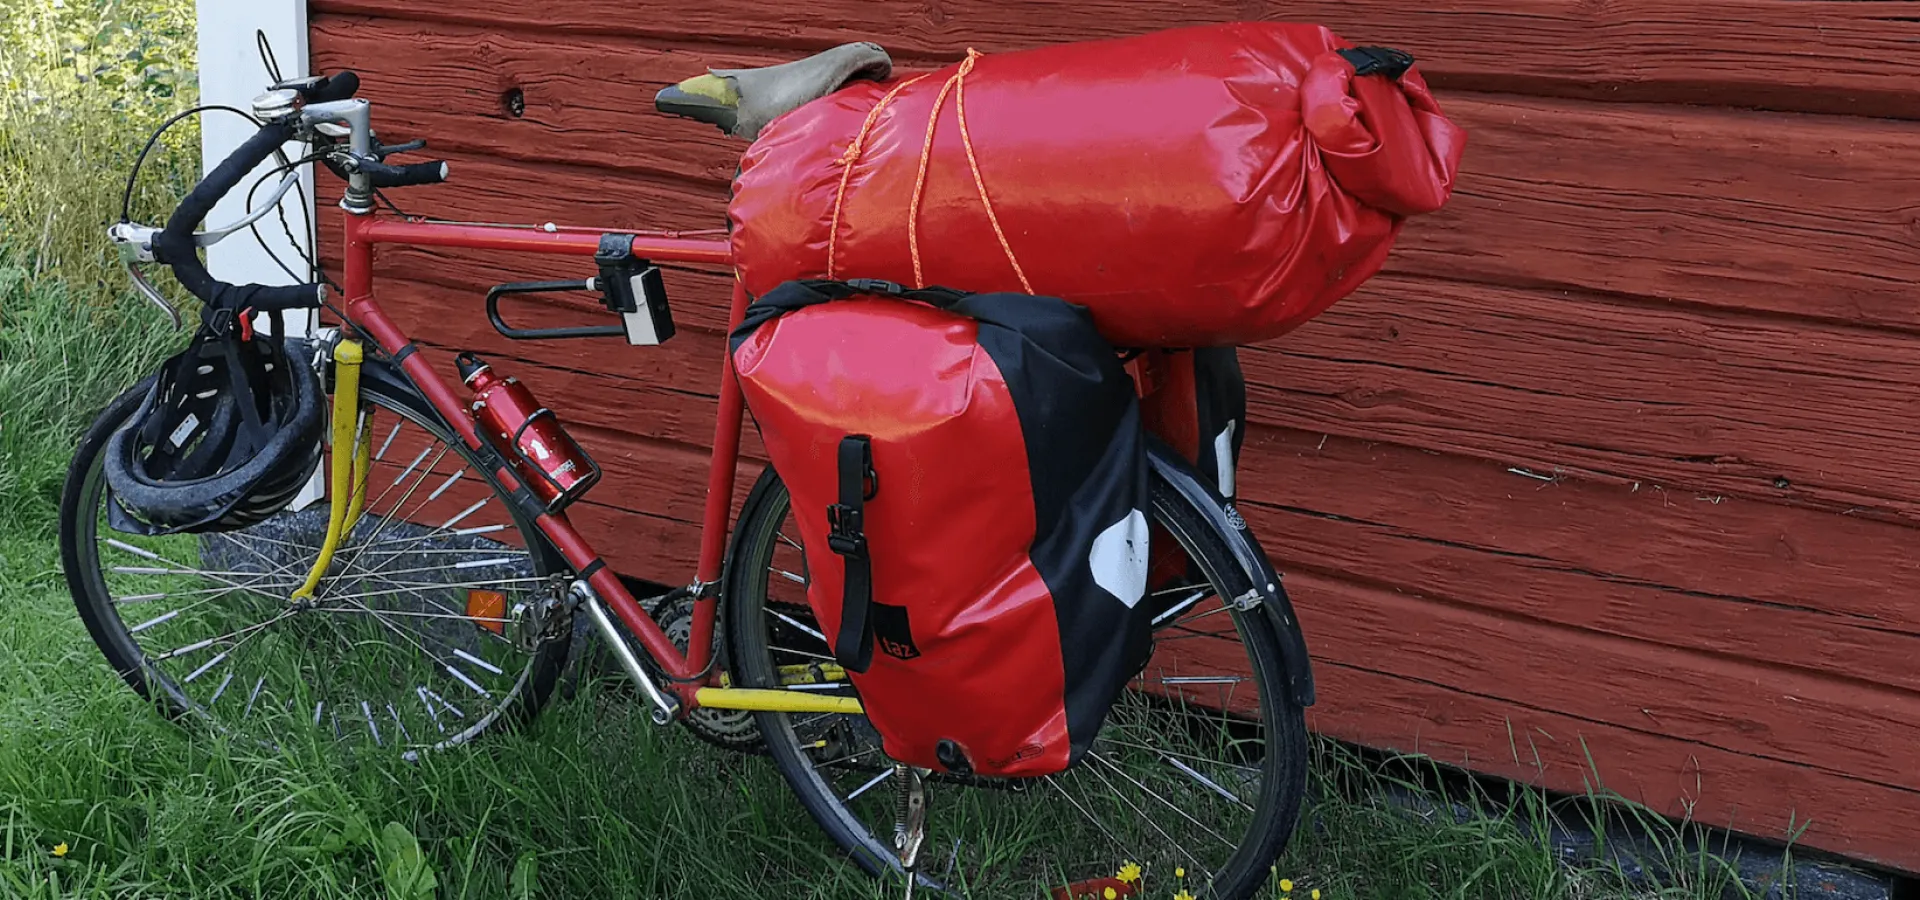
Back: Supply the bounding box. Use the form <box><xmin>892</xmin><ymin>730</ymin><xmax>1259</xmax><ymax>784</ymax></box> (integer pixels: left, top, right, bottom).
<box><xmin>196</xmin><ymin>0</ymin><xmax>323</xmax><ymax>506</ymax></box>
<box><xmin>196</xmin><ymin>0</ymin><xmax>312</xmax><ymax>322</ymax></box>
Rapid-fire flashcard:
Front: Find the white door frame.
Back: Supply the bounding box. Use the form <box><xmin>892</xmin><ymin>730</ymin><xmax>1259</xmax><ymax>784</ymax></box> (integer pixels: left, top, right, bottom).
<box><xmin>196</xmin><ymin>0</ymin><xmax>322</xmax><ymax>504</ymax></box>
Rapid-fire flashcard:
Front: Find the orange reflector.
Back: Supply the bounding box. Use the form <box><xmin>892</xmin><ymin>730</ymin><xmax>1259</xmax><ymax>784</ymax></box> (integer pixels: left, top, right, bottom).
<box><xmin>467</xmin><ymin>589</ymin><xmax>507</xmax><ymax>635</ymax></box>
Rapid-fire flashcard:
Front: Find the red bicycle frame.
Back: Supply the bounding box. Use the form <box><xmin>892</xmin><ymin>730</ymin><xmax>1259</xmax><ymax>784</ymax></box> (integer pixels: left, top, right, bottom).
<box><xmin>337</xmin><ymin>211</ymin><xmax>748</xmax><ymax>709</ymax></box>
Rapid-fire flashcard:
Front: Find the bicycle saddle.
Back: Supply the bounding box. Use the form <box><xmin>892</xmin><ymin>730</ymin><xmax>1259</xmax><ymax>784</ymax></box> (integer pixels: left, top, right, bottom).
<box><xmin>655</xmin><ymin>42</ymin><xmax>893</xmax><ymax>141</ymax></box>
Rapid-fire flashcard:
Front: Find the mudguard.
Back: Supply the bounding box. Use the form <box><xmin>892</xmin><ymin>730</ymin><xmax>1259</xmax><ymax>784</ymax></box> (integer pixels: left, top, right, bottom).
<box><xmin>1146</xmin><ymin>438</ymin><xmax>1316</xmax><ymax>707</ymax></box>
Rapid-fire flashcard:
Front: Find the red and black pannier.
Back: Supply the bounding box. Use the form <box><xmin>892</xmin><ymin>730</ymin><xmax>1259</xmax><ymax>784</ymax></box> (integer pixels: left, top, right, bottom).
<box><xmin>730</xmin><ymin>279</ymin><xmax>1155</xmax><ymax>778</ymax></box>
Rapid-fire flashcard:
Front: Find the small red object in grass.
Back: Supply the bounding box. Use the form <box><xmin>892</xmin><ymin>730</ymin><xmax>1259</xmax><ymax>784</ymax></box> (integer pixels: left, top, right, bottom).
<box><xmin>1051</xmin><ymin>877</ymin><xmax>1139</xmax><ymax>900</ymax></box>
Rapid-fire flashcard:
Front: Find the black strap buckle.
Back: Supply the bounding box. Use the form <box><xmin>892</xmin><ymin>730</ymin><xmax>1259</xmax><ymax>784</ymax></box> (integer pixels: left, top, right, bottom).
<box><xmin>827</xmin><ymin>503</ymin><xmax>865</xmax><ymax>557</ymax></box>
<box><xmin>846</xmin><ymin>278</ymin><xmax>905</xmax><ymax>296</ymax></box>
<box><xmin>1338</xmin><ymin>46</ymin><xmax>1416</xmax><ymax>80</ymax></box>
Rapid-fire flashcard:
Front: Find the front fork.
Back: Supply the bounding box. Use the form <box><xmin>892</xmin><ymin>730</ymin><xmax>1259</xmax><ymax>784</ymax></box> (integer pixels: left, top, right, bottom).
<box><xmin>291</xmin><ymin>338</ymin><xmax>371</xmax><ymax>602</ymax></box>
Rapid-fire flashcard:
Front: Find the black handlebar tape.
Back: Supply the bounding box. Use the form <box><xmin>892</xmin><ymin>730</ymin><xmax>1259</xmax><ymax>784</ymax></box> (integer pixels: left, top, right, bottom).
<box><xmin>302</xmin><ymin>70</ymin><xmax>360</xmax><ymax>104</ymax></box>
<box><xmin>152</xmin><ymin>121</ymin><xmax>324</xmax><ymax>314</ymax></box>
<box><xmin>365</xmin><ymin>160</ymin><xmax>450</xmax><ymax>188</ymax></box>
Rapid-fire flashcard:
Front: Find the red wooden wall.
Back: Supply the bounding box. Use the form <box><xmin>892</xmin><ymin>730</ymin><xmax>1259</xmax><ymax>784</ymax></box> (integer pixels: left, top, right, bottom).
<box><xmin>309</xmin><ymin>0</ymin><xmax>1920</xmax><ymax>874</ymax></box>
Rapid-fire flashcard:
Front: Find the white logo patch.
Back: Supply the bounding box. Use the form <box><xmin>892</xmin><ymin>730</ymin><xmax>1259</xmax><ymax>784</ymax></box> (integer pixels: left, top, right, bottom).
<box><xmin>1089</xmin><ymin>508</ymin><xmax>1150</xmax><ymax>608</ymax></box>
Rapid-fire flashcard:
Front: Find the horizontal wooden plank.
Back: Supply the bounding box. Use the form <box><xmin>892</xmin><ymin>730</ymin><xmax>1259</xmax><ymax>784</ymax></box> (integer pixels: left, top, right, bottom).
<box><xmin>1393</xmin><ymin>95</ymin><xmax>1920</xmax><ymax>331</ymax></box>
<box><xmin>1311</xmin><ymin>662</ymin><xmax>1917</xmax><ymax>872</ymax></box>
<box><xmin>307</xmin><ymin>19</ymin><xmax>1920</xmax><ymax>332</ymax></box>
<box><xmin>310</xmin><ymin>0</ymin><xmax>1920</xmax><ymax>119</ymax></box>
<box><xmin>1296</xmin><ymin>571</ymin><xmax>1920</xmax><ymax>794</ymax></box>
<box><xmin>1248</xmin><ymin>274</ymin><xmax>1920</xmax><ymax>520</ymax></box>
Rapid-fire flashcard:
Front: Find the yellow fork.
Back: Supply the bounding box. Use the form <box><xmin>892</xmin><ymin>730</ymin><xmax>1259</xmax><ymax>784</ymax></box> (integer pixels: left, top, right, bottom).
<box><xmin>290</xmin><ymin>339</ymin><xmax>370</xmax><ymax>601</ymax></box>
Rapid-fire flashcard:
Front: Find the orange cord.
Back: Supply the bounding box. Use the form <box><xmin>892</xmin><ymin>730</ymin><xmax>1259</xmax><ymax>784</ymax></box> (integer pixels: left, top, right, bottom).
<box><xmin>829</xmin><ymin>49</ymin><xmax>1030</xmax><ymax>293</ymax></box>
<box><xmin>827</xmin><ymin>72</ymin><xmax>932</xmax><ymax>279</ymax></box>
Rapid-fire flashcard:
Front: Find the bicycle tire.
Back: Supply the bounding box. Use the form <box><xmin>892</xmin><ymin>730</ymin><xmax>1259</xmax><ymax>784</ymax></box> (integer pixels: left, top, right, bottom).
<box><xmin>722</xmin><ymin>465</ymin><xmax>1309</xmax><ymax>898</ymax></box>
<box><xmin>60</xmin><ymin>371</ymin><xmax>572</xmax><ymax>754</ymax></box>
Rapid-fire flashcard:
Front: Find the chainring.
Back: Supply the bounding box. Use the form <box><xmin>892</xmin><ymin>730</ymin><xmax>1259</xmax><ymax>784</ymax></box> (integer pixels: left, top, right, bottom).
<box><xmin>657</xmin><ymin>594</ymin><xmax>765</xmax><ymax>752</ymax></box>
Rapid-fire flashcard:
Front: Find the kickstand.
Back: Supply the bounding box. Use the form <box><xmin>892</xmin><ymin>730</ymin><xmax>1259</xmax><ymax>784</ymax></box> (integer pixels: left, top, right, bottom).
<box><xmin>893</xmin><ymin>764</ymin><xmax>928</xmax><ymax>900</ymax></box>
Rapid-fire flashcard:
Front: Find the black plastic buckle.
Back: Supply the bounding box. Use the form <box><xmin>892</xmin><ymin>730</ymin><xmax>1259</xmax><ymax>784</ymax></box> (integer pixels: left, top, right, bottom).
<box><xmin>1338</xmin><ymin>46</ymin><xmax>1416</xmax><ymax>80</ymax></box>
<box><xmin>846</xmin><ymin>278</ymin><xmax>905</xmax><ymax>296</ymax></box>
<box><xmin>204</xmin><ymin>305</ymin><xmax>237</xmax><ymax>336</ymax></box>
<box><xmin>827</xmin><ymin>503</ymin><xmax>866</xmax><ymax>557</ymax></box>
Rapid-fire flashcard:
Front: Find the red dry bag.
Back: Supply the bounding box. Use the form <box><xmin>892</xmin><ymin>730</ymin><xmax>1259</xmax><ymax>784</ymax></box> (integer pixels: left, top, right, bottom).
<box><xmin>729</xmin><ymin>22</ymin><xmax>1466</xmax><ymax>349</ymax></box>
<box><xmin>730</xmin><ymin>279</ymin><xmax>1155</xmax><ymax>778</ymax></box>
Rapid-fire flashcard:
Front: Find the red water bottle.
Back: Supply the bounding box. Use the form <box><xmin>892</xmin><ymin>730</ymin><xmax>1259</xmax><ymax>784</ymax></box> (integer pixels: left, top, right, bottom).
<box><xmin>457</xmin><ymin>352</ymin><xmax>600</xmax><ymax>512</ymax></box>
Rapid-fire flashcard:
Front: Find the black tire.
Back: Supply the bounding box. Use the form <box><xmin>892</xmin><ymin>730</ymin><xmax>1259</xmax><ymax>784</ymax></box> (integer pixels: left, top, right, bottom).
<box><xmin>722</xmin><ymin>466</ymin><xmax>1309</xmax><ymax>899</ymax></box>
<box><xmin>60</xmin><ymin>373</ymin><xmax>572</xmax><ymax>753</ymax></box>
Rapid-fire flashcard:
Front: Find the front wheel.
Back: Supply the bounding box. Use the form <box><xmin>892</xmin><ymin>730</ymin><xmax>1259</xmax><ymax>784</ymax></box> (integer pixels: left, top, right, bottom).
<box><xmin>723</xmin><ymin>466</ymin><xmax>1309</xmax><ymax>899</ymax></box>
<box><xmin>60</xmin><ymin>369</ymin><xmax>573</xmax><ymax>755</ymax></box>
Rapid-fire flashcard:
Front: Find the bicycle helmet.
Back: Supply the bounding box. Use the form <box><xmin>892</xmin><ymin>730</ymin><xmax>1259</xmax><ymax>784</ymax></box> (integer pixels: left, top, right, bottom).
<box><xmin>103</xmin><ymin>315</ymin><xmax>325</xmax><ymax>536</ymax></box>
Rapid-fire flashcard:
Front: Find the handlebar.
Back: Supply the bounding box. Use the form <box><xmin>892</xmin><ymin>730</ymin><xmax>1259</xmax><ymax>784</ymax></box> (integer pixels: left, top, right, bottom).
<box><xmin>152</xmin><ymin>119</ymin><xmax>325</xmax><ymax>314</ymax></box>
<box><xmin>138</xmin><ymin>68</ymin><xmax>449</xmax><ymax>324</ymax></box>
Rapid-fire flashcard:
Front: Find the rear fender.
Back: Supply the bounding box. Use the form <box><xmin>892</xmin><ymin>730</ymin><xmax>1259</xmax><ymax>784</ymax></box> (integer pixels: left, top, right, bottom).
<box><xmin>1147</xmin><ymin>438</ymin><xmax>1316</xmax><ymax>707</ymax></box>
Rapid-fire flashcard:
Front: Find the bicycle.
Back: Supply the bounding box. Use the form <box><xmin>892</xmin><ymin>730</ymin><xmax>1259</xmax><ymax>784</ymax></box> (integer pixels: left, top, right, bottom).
<box><xmin>59</xmin><ymin>44</ymin><xmax>1317</xmax><ymax>900</ymax></box>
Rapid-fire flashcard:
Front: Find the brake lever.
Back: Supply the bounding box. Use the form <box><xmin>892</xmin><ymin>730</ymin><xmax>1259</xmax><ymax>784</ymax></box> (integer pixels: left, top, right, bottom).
<box><xmin>375</xmin><ymin>138</ymin><xmax>426</xmax><ymax>158</ymax></box>
<box><xmin>126</xmin><ymin>262</ymin><xmax>183</xmax><ymax>331</ymax></box>
<box><xmin>108</xmin><ymin>222</ymin><xmax>183</xmax><ymax>330</ymax></box>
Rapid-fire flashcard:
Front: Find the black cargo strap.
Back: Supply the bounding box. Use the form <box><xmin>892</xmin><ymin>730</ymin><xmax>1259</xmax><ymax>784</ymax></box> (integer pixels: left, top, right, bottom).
<box><xmin>1338</xmin><ymin>46</ymin><xmax>1415</xmax><ymax>80</ymax></box>
<box><xmin>828</xmin><ymin>435</ymin><xmax>877</xmax><ymax>673</ymax></box>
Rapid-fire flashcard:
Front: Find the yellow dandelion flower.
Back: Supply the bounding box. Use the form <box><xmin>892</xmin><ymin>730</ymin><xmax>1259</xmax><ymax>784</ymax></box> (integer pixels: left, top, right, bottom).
<box><xmin>1104</xmin><ymin>889</ymin><xmax>1117</xmax><ymax>900</ymax></box>
<box><xmin>1175</xmin><ymin>867</ymin><xmax>1186</xmax><ymax>879</ymax></box>
<box><xmin>1312</xmin><ymin>891</ymin><xmax>1322</xmax><ymax>900</ymax></box>
<box><xmin>51</xmin><ymin>843</ymin><xmax>68</xmax><ymax>858</ymax></box>
<box><xmin>1281</xmin><ymin>879</ymin><xmax>1295</xmax><ymax>892</ymax></box>
<box><xmin>1175</xmin><ymin>892</ymin><xmax>1196</xmax><ymax>900</ymax></box>
<box><xmin>1117</xmin><ymin>861</ymin><xmax>1143</xmax><ymax>884</ymax></box>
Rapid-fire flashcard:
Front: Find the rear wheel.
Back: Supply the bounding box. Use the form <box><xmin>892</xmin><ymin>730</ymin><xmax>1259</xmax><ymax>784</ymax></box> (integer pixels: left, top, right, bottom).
<box><xmin>60</xmin><ymin>371</ymin><xmax>572</xmax><ymax>755</ymax></box>
<box><xmin>722</xmin><ymin>467</ymin><xmax>1308</xmax><ymax>899</ymax></box>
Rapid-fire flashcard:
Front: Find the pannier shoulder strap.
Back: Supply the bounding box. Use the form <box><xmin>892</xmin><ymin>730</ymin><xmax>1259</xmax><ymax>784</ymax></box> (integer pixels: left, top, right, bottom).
<box><xmin>1336</xmin><ymin>46</ymin><xmax>1415</xmax><ymax>79</ymax></box>
<box><xmin>828</xmin><ymin>434</ymin><xmax>878</xmax><ymax>673</ymax></box>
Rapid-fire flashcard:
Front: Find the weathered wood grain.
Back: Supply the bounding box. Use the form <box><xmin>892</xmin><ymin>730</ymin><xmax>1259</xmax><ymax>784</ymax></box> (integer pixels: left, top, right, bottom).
<box><xmin>308</xmin><ymin>19</ymin><xmax>1920</xmax><ymax>330</ymax></box>
<box><xmin>1311</xmin><ymin>662</ymin><xmax>1919</xmax><ymax>870</ymax></box>
<box><xmin>311</xmin><ymin>0</ymin><xmax>1920</xmax><ymax>119</ymax></box>
<box><xmin>1252</xmin><ymin>275</ymin><xmax>1920</xmax><ymax>520</ymax></box>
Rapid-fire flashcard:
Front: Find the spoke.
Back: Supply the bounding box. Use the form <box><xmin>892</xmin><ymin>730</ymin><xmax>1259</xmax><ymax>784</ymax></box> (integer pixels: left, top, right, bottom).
<box><xmin>1157</xmin><ymin>676</ymin><xmax>1244</xmax><ymax>686</ymax></box>
<box><xmin>812</xmin><ymin>746</ymin><xmax>880</xmax><ymax>771</ymax></box>
<box><xmin>387</xmin><ymin>703</ymin><xmax>412</xmax><ymax>743</ymax></box>
<box><xmin>776</xmin><ymin>531</ymin><xmax>803</xmax><ymax>552</ymax></box>
<box><xmin>453</xmin><ymin>648</ymin><xmax>504</xmax><ymax>675</ymax></box>
<box><xmin>311</xmin><ymin>606</ymin><xmax>509</xmax><ymax>626</ymax></box>
<box><xmin>129</xmin><ymin>610</ymin><xmax>181</xmax><ymax>633</ymax></box>
<box><xmin>845</xmin><ymin>769</ymin><xmax>892</xmax><ymax>801</ymax></box>
<box><xmin>1086</xmin><ymin>750</ymin><xmax>1235</xmax><ymax>850</ymax></box>
<box><xmin>771</xmin><ymin>567</ymin><xmax>807</xmax><ymax>585</ymax></box>
<box><xmin>362</xmin><ymin>701</ymin><xmax>383</xmax><ymax>746</ymax></box>
<box><xmin>329</xmin><ymin>444</ymin><xmax>452</xmax><ymax>578</ymax></box>
<box><xmin>1163</xmin><ymin>756</ymin><xmax>1251</xmax><ymax>811</ymax></box>
<box><xmin>770</xmin><ymin>609</ymin><xmax>826</xmax><ymax>643</ymax></box>
<box><xmin>244</xmin><ymin>677</ymin><xmax>266</xmax><ymax>717</ymax></box>
<box><xmin>445</xmin><ymin>663</ymin><xmax>493</xmax><ymax>699</ymax></box>
<box><xmin>209</xmin><ymin>670</ymin><xmax>236</xmax><ymax>705</ymax></box>
<box><xmin>1045</xmin><ymin>776</ymin><xmax>1141</xmax><ymax>866</ymax></box>
<box><xmin>375</xmin><ymin>422</ymin><xmax>402</xmax><ymax>461</ymax></box>
<box><xmin>183</xmin><ymin>651</ymin><xmax>231</xmax><ymax>684</ymax></box>
<box><xmin>1152</xmin><ymin>589</ymin><xmax>1211</xmax><ymax>627</ymax></box>
<box><xmin>1170</xmin><ymin>603</ymin><xmax>1237</xmax><ymax>629</ymax></box>
<box><xmin>774</xmin><ymin>646</ymin><xmax>835</xmax><ymax>663</ymax></box>
<box><xmin>1098</xmin><ymin>740</ymin><xmax>1261</xmax><ymax>776</ymax></box>
<box><xmin>438</xmin><ymin>498</ymin><xmax>490</xmax><ymax>531</ymax></box>
<box><xmin>427</xmin><ymin>467</ymin><xmax>468</xmax><ymax>501</ymax></box>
